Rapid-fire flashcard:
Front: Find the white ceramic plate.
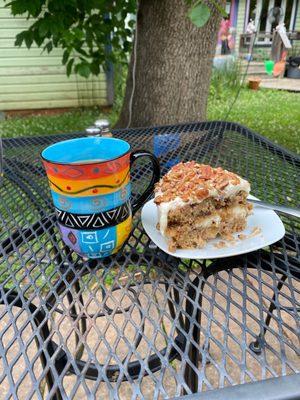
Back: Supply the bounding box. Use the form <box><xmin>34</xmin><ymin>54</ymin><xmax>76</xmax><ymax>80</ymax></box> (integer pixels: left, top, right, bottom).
<box><xmin>141</xmin><ymin>195</ymin><xmax>285</xmax><ymax>259</ymax></box>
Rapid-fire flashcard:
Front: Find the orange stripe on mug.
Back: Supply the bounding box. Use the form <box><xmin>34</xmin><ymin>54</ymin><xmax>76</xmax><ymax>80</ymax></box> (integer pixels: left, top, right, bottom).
<box><xmin>43</xmin><ymin>153</ymin><xmax>130</xmax><ymax>181</ymax></box>
<box><xmin>48</xmin><ymin>168</ymin><xmax>130</xmax><ymax>196</ymax></box>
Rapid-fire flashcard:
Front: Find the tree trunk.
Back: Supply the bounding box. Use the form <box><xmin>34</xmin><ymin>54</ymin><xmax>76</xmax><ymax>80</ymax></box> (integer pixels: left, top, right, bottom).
<box><xmin>116</xmin><ymin>0</ymin><xmax>222</xmax><ymax>128</ymax></box>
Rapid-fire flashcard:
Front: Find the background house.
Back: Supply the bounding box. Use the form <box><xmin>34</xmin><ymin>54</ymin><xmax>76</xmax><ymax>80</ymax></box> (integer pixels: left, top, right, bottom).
<box><xmin>1</xmin><ymin>0</ymin><xmax>299</xmax><ymax>114</ymax></box>
<box><xmin>218</xmin><ymin>0</ymin><xmax>300</xmax><ymax>54</ymax></box>
<box><xmin>0</xmin><ymin>0</ymin><xmax>112</xmax><ymax>113</ymax></box>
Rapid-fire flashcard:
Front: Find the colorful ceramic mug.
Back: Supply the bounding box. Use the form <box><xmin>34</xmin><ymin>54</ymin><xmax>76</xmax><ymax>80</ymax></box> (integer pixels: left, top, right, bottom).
<box><xmin>41</xmin><ymin>137</ymin><xmax>160</xmax><ymax>258</ymax></box>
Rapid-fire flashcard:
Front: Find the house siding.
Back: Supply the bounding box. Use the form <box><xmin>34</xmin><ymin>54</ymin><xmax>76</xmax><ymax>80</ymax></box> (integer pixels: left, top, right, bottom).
<box><xmin>0</xmin><ymin>2</ymin><xmax>108</xmax><ymax>111</ymax></box>
<box><xmin>235</xmin><ymin>0</ymin><xmax>247</xmax><ymax>51</ymax></box>
<box><xmin>295</xmin><ymin>1</ymin><xmax>300</xmax><ymax>29</ymax></box>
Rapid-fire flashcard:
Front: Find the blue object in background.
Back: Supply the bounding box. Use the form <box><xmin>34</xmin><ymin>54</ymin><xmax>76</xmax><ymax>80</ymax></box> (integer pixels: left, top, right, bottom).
<box><xmin>154</xmin><ymin>133</ymin><xmax>181</xmax><ymax>171</ymax></box>
<box><xmin>213</xmin><ymin>55</ymin><xmax>236</xmax><ymax>69</ymax></box>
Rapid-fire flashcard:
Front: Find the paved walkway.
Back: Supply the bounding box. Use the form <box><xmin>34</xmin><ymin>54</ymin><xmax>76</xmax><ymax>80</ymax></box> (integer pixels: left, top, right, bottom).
<box><xmin>260</xmin><ymin>78</ymin><xmax>300</xmax><ymax>92</ymax></box>
<box><xmin>1</xmin><ymin>269</ymin><xmax>299</xmax><ymax>399</ymax></box>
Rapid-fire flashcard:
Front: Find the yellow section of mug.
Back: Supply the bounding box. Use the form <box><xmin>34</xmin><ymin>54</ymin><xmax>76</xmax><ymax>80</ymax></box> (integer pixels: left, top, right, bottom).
<box><xmin>116</xmin><ymin>215</ymin><xmax>132</xmax><ymax>248</ymax></box>
<box><xmin>48</xmin><ymin>167</ymin><xmax>130</xmax><ymax>196</ymax></box>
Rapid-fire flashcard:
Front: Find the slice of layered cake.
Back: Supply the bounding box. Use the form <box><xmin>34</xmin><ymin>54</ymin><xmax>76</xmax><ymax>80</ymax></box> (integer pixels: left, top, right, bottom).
<box><xmin>154</xmin><ymin>162</ymin><xmax>253</xmax><ymax>251</ymax></box>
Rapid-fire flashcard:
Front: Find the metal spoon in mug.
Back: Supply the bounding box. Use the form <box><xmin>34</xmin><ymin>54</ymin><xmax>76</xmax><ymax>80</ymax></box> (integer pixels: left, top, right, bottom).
<box><xmin>248</xmin><ymin>198</ymin><xmax>300</xmax><ymax>218</ymax></box>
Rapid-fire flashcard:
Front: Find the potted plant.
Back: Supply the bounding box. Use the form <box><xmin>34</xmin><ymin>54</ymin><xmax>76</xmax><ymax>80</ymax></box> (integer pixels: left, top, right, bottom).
<box><xmin>248</xmin><ymin>76</ymin><xmax>262</xmax><ymax>90</ymax></box>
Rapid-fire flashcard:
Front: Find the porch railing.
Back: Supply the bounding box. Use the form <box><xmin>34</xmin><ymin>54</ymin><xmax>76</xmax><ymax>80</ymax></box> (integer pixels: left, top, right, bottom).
<box><xmin>239</xmin><ymin>31</ymin><xmax>300</xmax><ymax>59</ymax></box>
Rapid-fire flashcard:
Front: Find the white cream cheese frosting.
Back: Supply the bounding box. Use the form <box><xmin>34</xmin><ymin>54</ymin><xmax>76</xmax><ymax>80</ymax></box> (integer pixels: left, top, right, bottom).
<box><xmin>221</xmin><ymin>177</ymin><xmax>250</xmax><ymax>199</ymax></box>
<box><xmin>156</xmin><ymin>196</ymin><xmax>186</xmax><ymax>236</ymax></box>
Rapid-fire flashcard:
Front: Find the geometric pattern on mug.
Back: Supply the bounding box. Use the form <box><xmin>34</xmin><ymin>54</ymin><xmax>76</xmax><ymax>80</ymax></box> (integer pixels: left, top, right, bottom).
<box><xmin>50</xmin><ymin>182</ymin><xmax>131</xmax><ymax>214</ymax></box>
<box><xmin>81</xmin><ymin>231</ymin><xmax>99</xmax><ymax>244</ymax></box>
<box><xmin>79</xmin><ymin>227</ymin><xmax>116</xmax><ymax>256</ymax></box>
<box><xmin>43</xmin><ymin>152</ymin><xmax>130</xmax><ymax>180</ymax></box>
<box><xmin>91</xmin><ymin>197</ymin><xmax>107</xmax><ymax>209</ymax></box>
<box><xmin>60</xmin><ymin>166</ymin><xmax>84</xmax><ymax>178</ymax></box>
<box><xmin>55</xmin><ymin>200</ymin><xmax>131</xmax><ymax>230</ymax></box>
<box><xmin>100</xmin><ymin>240</ymin><xmax>115</xmax><ymax>252</ymax></box>
<box><xmin>57</xmin><ymin>196</ymin><xmax>72</xmax><ymax>211</ymax></box>
<box><xmin>57</xmin><ymin>225</ymin><xmax>82</xmax><ymax>254</ymax></box>
<box><xmin>67</xmin><ymin>231</ymin><xmax>77</xmax><ymax>245</ymax></box>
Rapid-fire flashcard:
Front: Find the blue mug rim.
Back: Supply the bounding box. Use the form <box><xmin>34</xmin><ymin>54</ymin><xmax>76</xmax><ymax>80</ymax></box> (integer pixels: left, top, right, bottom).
<box><xmin>41</xmin><ymin>136</ymin><xmax>131</xmax><ymax>166</ymax></box>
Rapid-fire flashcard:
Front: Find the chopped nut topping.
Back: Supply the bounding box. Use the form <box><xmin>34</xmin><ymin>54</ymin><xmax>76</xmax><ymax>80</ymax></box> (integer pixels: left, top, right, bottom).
<box><xmin>238</xmin><ymin>227</ymin><xmax>262</xmax><ymax>241</ymax></box>
<box><xmin>249</xmin><ymin>227</ymin><xmax>262</xmax><ymax>238</ymax></box>
<box><xmin>196</xmin><ymin>188</ymin><xmax>209</xmax><ymax>199</ymax></box>
<box><xmin>222</xmin><ymin>233</ymin><xmax>234</xmax><ymax>241</ymax></box>
<box><xmin>154</xmin><ymin>162</ymin><xmax>249</xmax><ymax>204</ymax></box>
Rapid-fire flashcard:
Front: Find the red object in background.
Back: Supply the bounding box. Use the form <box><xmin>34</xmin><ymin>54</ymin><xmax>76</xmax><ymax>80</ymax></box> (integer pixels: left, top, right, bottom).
<box><xmin>274</xmin><ymin>50</ymin><xmax>288</xmax><ymax>77</ymax></box>
<box><xmin>219</xmin><ymin>18</ymin><xmax>231</xmax><ymax>42</ymax></box>
<box><xmin>219</xmin><ymin>18</ymin><xmax>232</xmax><ymax>55</ymax></box>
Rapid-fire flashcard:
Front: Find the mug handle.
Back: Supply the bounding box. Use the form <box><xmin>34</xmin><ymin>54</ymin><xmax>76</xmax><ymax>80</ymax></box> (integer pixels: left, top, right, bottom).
<box><xmin>130</xmin><ymin>150</ymin><xmax>160</xmax><ymax>214</ymax></box>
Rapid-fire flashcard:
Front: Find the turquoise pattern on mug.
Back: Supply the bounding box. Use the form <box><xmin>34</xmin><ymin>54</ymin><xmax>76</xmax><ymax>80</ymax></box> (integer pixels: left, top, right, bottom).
<box><xmin>51</xmin><ymin>183</ymin><xmax>131</xmax><ymax>214</ymax></box>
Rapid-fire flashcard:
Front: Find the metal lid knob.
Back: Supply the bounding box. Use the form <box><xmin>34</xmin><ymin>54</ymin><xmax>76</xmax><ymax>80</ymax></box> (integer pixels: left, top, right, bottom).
<box><xmin>85</xmin><ymin>126</ymin><xmax>101</xmax><ymax>135</ymax></box>
<box><xmin>94</xmin><ymin>119</ymin><xmax>110</xmax><ymax>129</ymax></box>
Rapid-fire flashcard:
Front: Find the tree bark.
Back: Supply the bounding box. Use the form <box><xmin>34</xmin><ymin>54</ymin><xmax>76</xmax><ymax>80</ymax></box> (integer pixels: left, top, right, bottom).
<box><xmin>116</xmin><ymin>0</ymin><xmax>222</xmax><ymax>128</ymax></box>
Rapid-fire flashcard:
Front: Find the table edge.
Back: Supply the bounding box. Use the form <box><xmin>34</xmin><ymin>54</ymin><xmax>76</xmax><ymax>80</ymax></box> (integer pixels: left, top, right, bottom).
<box><xmin>171</xmin><ymin>373</ymin><xmax>300</xmax><ymax>400</ymax></box>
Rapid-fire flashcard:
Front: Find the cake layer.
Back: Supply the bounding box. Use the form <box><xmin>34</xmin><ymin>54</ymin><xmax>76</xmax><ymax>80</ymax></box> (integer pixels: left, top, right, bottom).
<box><xmin>158</xmin><ymin>191</ymin><xmax>249</xmax><ymax>236</ymax></box>
<box><xmin>165</xmin><ymin>203</ymin><xmax>251</xmax><ymax>251</ymax></box>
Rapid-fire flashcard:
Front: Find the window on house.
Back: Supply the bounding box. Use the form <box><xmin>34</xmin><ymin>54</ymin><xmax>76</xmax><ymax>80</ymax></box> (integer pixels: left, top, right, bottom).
<box><xmin>284</xmin><ymin>0</ymin><xmax>295</xmax><ymax>29</ymax></box>
<box><xmin>247</xmin><ymin>0</ymin><xmax>297</xmax><ymax>34</ymax></box>
<box><xmin>226</xmin><ymin>0</ymin><xmax>231</xmax><ymax>15</ymax></box>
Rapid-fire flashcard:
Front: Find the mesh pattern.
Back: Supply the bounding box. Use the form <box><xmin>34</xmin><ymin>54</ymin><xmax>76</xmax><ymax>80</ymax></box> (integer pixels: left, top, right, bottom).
<box><xmin>0</xmin><ymin>121</ymin><xmax>299</xmax><ymax>399</ymax></box>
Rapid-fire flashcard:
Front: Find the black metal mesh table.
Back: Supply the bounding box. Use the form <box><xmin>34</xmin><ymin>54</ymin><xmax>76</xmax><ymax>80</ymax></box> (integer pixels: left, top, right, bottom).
<box><xmin>0</xmin><ymin>121</ymin><xmax>299</xmax><ymax>400</ymax></box>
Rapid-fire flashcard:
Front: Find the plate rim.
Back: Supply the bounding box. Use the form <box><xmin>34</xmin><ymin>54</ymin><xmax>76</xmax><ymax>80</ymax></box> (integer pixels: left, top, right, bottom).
<box><xmin>141</xmin><ymin>195</ymin><xmax>286</xmax><ymax>259</ymax></box>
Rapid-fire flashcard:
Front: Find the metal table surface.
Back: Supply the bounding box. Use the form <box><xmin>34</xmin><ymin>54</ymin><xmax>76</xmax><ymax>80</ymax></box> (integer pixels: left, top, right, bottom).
<box><xmin>0</xmin><ymin>121</ymin><xmax>299</xmax><ymax>400</ymax></box>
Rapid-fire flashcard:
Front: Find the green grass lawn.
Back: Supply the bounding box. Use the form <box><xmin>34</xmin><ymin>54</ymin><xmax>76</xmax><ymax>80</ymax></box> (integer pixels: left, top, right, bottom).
<box><xmin>0</xmin><ymin>107</ymin><xmax>117</xmax><ymax>138</ymax></box>
<box><xmin>208</xmin><ymin>88</ymin><xmax>300</xmax><ymax>155</ymax></box>
<box><xmin>0</xmin><ymin>87</ymin><xmax>299</xmax><ymax>154</ymax></box>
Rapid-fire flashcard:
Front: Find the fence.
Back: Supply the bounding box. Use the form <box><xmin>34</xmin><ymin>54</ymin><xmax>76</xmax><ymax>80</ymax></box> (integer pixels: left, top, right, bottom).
<box><xmin>239</xmin><ymin>31</ymin><xmax>300</xmax><ymax>60</ymax></box>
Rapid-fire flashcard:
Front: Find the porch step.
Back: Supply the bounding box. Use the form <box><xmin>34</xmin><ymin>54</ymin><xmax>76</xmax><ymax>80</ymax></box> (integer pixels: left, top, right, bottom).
<box><xmin>240</xmin><ymin>61</ymin><xmax>269</xmax><ymax>78</ymax></box>
<box><xmin>260</xmin><ymin>77</ymin><xmax>300</xmax><ymax>91</ymax></box>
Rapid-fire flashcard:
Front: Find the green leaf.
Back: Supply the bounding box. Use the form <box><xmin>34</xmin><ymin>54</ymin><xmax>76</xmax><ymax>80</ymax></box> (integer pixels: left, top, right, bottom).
<box><xmin>66</xmin><ymin>58</ymin><xmax>74</xmax><ymax>76</ymax></box>
<box><xmin>6</xmin><ymin>1</ymin><xmax>28</xmax><ymax>15</ymax></box>
<box><xmin>62</xmin><ymin>50</ymin><xmax>70</xmax><ymax>65</ymax></box>
<box><xmin>73</xmin><ymin>27</ymin><xmax>84</xmax><ymax>40</ymax></box>
<box><xmin>90</xmin><ymin>62</ymin><xmax>100</xmax><ymax>75</ymax></box>
<box><xmin>44</xmin><ymin>41</ymin><xmax>53</xmax><ymax>53</ymax></box>
<box><xmin>75</xmin><ymin>47</ymin><xmax>88</xmax><ymax>57</ymax></box>
<box><xmin>33</xmin><ymin>29</ymin><xmax>44</xmax><ymax>46</ymax></box>
<box><xmin>188</xmin><ymin>2</ymin><xmax>211</xmax><ymax>27</ymax></box>
<box><xmin>76</xmin><ymin>63</ymin><xmax>91</xmax><ymax>78</ymax></box>
<box><xmin>86</xmin><ymin>29</ymin><xmax>94</xmax><ymax>47</ymax></box>
<box><xmin>14</xmin><ymin>32</ymin><xmax>24</xmax><ymax>46</ymax></box>
<box><xmin>123</xmin><ymin>40</ymin><xmax>130</xmax><ymax>52</ymax></box>
<box><xmin>24</xmin><ymin>31</ymin><xmax>33</xmax><ymax>48</ymax></box>
<box><xmin>38</xmin><ymin>20</ymin><xmax>49</xmax><ymax>37</ymax></box>
<box><xmin>128</xmin><ymin>19</ymin><xmax>135</xmax><ymax>28</ymax></box>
